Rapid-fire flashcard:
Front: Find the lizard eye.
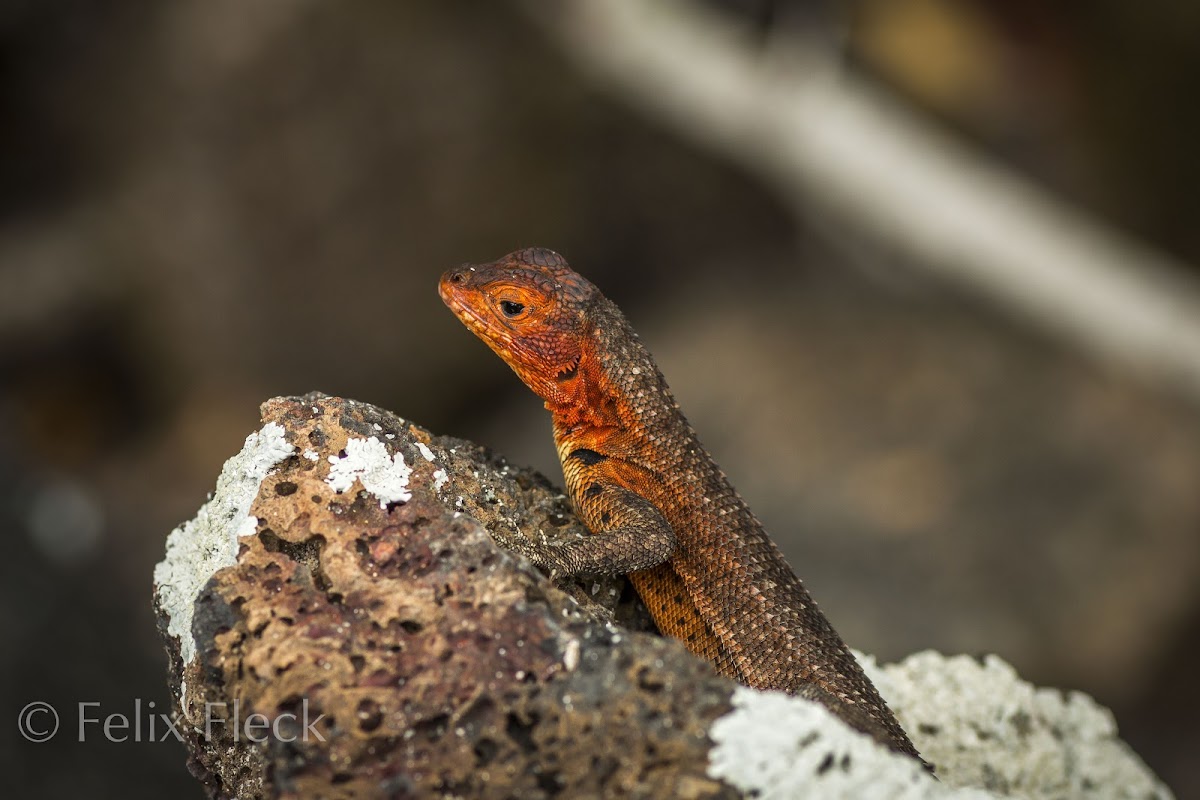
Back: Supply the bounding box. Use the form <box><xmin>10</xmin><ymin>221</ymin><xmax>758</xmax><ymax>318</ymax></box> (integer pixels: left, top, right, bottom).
<box><xmin>499</xmin><ymin>300</ymin><xmax>526</xmax><ymax>318</ymax></box>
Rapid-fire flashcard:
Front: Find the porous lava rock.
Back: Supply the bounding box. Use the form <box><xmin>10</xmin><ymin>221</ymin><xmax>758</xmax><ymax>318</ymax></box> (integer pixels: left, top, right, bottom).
<box><xmin>153</xmin><ymin>393</ymin><xmax>736</xmax><ymax>799</ymax></box>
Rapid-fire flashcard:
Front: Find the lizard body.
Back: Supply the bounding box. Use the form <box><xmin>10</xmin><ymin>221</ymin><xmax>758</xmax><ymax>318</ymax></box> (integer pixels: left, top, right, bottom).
<box><xmin>439</xmin><ymin>247</ymin><xmax>922</xmax><ymax>761</ymax></box>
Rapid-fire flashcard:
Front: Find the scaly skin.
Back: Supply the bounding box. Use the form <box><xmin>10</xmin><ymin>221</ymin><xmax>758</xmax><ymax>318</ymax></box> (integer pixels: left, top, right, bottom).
<box><xmin>439</xmin><ymin>247</ymin><xmax>923</xmax><ymax>762</ymax></box>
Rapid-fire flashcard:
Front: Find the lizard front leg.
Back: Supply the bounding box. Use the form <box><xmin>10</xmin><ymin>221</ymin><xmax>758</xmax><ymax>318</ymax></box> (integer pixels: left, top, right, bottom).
<box><xmin>502</xmin><ymin>484</ymin><xmax>677</xmax><ymax>580</ymax></box>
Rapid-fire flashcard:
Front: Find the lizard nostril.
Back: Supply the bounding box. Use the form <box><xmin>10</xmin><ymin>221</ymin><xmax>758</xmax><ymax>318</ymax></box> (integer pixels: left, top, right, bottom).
<box><xmin>447</xmin><ymin>270</ymin><xmax>464</xmax><ymax>284</ymax></box>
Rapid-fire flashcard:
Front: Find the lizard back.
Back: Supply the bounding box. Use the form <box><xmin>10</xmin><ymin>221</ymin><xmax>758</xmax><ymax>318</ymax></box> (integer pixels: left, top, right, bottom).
<box><xmin>556</xmin><ymin>291</ymin><xmax>919</xmax><ymax>757</ymax></box>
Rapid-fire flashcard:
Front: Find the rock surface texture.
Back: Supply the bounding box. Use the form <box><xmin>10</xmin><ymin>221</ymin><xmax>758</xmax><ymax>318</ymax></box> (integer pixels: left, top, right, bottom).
<box><xmin>153</xmin><ymin>394</ymin><xmax>1173</xmax><ymax>799</ymax></box>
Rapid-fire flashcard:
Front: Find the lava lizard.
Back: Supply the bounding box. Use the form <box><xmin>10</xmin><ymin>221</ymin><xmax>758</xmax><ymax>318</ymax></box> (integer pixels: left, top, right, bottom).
<box><xmin>439</xmin><ymin>247</ymin><xmax>923</xmax><ymax>762</ymax></box>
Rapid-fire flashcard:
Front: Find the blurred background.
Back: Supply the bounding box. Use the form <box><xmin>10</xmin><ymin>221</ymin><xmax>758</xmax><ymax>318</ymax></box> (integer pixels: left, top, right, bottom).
<box><xmin>2</xmin><ymin>1</ymin><xmax>1198</xmax><ymax>796</ymax></box>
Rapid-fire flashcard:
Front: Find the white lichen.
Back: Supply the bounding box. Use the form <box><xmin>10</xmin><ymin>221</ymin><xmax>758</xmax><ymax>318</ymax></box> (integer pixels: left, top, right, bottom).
<box><xmin>326</xmin><ymin>436</ymin><xmax>412</xmax><ymax>507</ymax></box>
<box><xmin>153</xmin><ymin>423</ymin><xmax>294</xmax><ymax>698</ymax></box>
<box><xmin>710</xmin><ymin>685</ymin><xmax>954</xmax><ymax>800</ymax></box>
<box><xmin>432</xmin><ymin>469</ymin><xmax>449</xmax><ymax>491</ymax></box>
<box><xmin>415</xmin><ymin>442</ymin><xmax>436</xmax><ymax>462</ymax></box>
<box><xmin>302</xmin><ymin>448</ymin><xmax>319</xmax><ymax>461</ymax></box>
<box><xmin>708</xmin><ymin>651</ymin><xmax>1173</xmax><ymax>800</ymax></box>
<box><xmin>865</xmin><ymin>651</ymin><xmax>1173</xmax><ymax>800</ymax></box>
<box><xmin>235</xmin><ymin>515</ymin><xmax>260</xmax><ymax>538</ymax></box>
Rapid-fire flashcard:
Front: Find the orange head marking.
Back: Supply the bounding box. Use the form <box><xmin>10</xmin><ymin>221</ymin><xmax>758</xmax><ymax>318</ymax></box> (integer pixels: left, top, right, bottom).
<box><xmin>439</xmin><ymin>248</ymin><xmax>596</xmax><ymax>406</ymax></box>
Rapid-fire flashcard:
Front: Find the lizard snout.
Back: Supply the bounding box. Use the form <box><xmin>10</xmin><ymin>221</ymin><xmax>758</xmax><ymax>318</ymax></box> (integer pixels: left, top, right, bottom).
<box><xmin>441</xmin><ymin>263</ymin><xmax>482</xmax><ymax>290</ymax></box>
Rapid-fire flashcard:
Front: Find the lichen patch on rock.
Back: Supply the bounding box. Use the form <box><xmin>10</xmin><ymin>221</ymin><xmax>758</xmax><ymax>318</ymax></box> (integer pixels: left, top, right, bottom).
<box><xmin>325</xmin><ymin>435</ymin><xmax>413</xmax><ymax>506</ymax></box>
<box><xmin>153</xmin><ymin>422</ymin><xmax>294</xmax><ymax>679</ymax></box>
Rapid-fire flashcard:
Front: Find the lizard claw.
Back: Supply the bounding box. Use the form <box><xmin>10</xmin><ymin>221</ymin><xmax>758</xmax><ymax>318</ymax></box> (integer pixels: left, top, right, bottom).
<box><xmin>489</xmin><ymin>529</ymin><xmax>553</xmax><ymax>572</ymax></box>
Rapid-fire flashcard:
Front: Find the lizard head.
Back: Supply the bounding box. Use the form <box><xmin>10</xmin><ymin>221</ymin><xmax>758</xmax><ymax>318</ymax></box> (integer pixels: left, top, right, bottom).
<box><xmin>439</xmin><ymin>248</ymin><xmax>596</xmax><ymax>405</ymax></box>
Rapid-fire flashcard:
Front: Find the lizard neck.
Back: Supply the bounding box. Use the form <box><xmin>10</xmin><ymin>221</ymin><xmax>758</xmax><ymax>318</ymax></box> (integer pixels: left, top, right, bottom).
<box><xmin>544</xmin><ymin>345</ymin><xmax>623</xmax><ymax>440</ymax></box>
<box><xmin>546</xmin><ymin>296</ymin><xmax>686</xmax><ymax>459</ymax></box>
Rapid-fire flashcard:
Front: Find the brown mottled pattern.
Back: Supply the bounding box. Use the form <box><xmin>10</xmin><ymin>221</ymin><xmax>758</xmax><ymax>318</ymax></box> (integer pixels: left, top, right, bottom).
<box><xmin>440</xmin><ymin>248</ymin><xmax>922</xmax><ymax>761</ymax></box>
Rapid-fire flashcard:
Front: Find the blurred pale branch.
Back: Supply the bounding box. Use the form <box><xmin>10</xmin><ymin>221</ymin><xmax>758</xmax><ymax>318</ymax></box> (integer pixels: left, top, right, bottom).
<box><xmin>523</xmin><ymin>0</ymin><xmax>1200</xmax><ymax>399</ymax></box>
